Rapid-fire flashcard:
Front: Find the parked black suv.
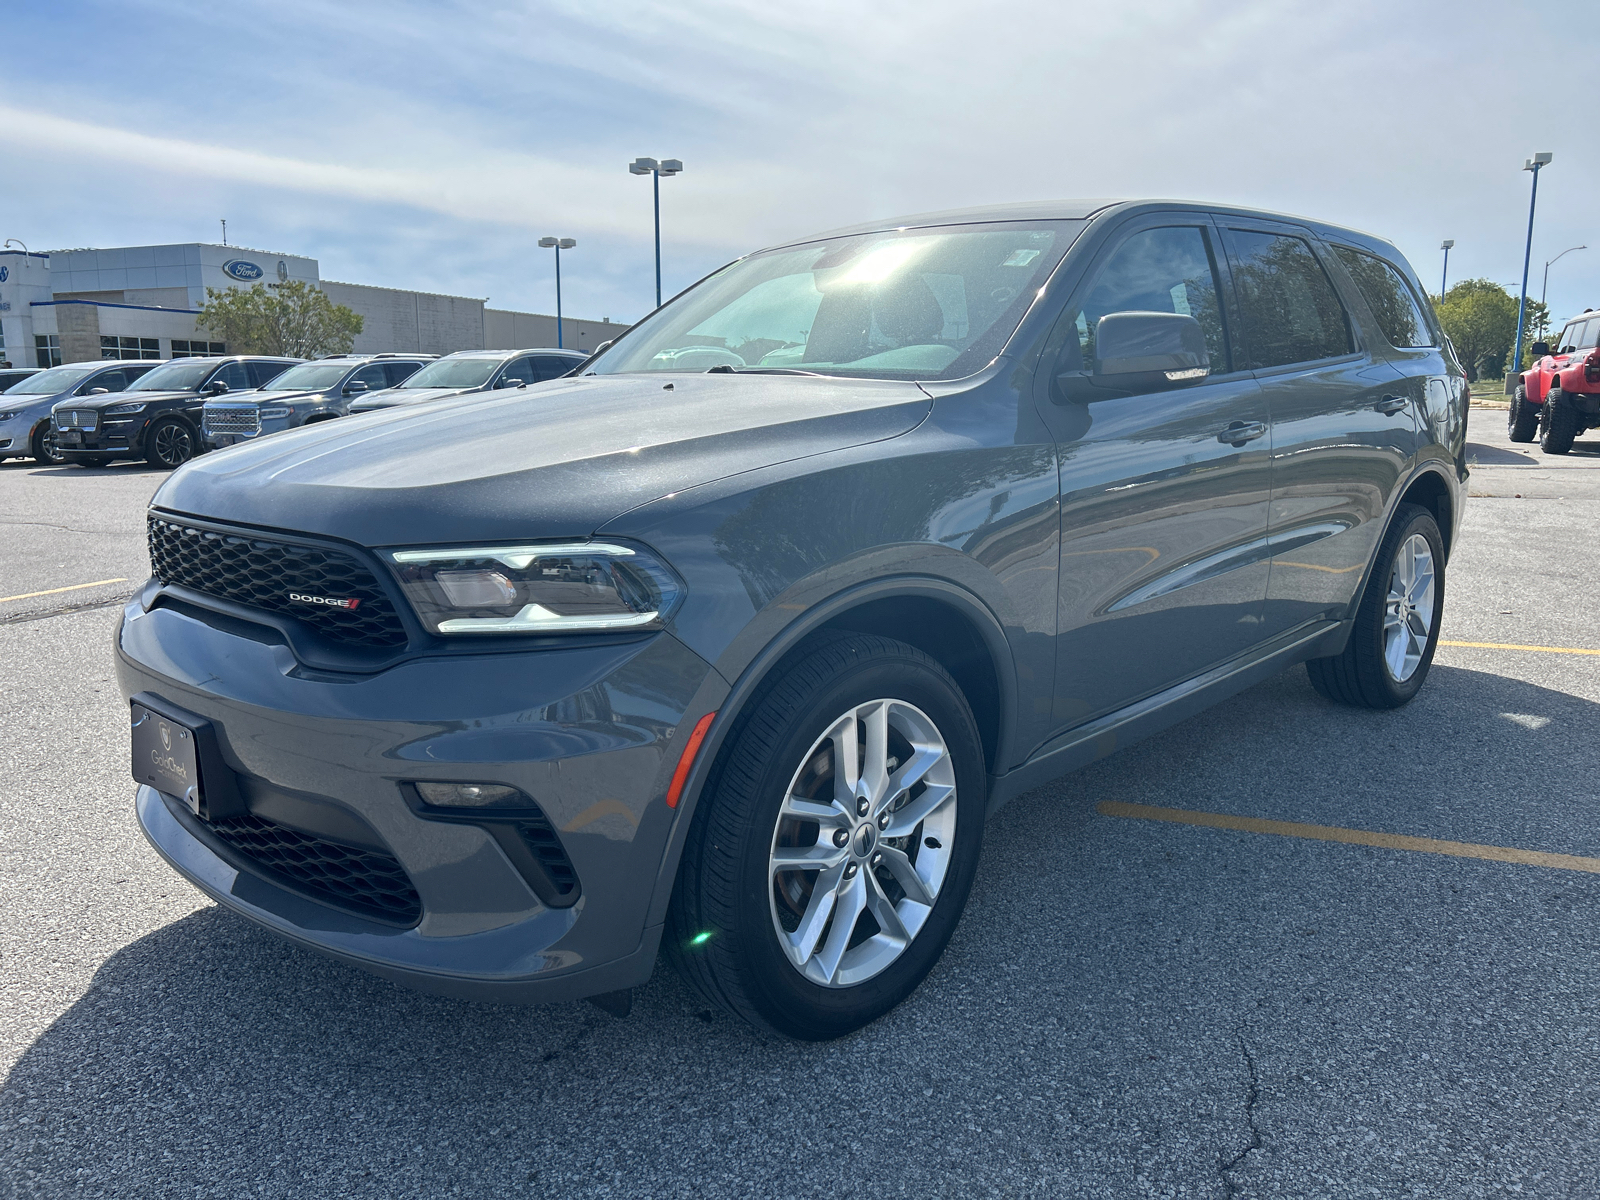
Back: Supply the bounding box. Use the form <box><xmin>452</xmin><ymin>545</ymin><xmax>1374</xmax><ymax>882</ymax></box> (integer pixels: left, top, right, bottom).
<box><xmin>56</xmin><ymin>355</ymin><xmax>299</xmax><ymax>468</ymax></box>
<box><xmin>202</xmin><ymin>353</ymin><xmax>434</xmax><ymax>448</ymax></box>
<box><xmin>119</xmin><ymin>201</ymin><xmax>1466</xmax><ymax>1038</ymax></box>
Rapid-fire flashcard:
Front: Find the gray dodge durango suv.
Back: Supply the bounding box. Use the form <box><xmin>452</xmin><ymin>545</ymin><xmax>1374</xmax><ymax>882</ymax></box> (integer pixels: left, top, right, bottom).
<box><xmin>118</xmin><ymin>200</ymin><xmax>1466</xmax><ymax>1039</ymax></box>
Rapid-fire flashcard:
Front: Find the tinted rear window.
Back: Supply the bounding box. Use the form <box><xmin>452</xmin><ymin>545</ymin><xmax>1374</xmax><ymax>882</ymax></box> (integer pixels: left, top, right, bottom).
<box><xmin>1332</xmin><ymin>246</ymin><xmax>1435</xmax><ymax>349</ymax></box>
<box><xmin>1227</xmin><ymin>231</ymin><xmax>1354</xmax><ymax>369</ymax></box>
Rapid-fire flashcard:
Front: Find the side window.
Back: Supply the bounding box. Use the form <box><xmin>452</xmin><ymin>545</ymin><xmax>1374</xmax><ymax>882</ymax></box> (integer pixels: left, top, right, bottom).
<box><xmin>1572</xmin><ymin>319</ymin><xmax>1599</xmax><ymax>352</ymax></box>
<box><xmin>498</xmin><ymin>357</ymin><xmax>535</xmax><ymax>386</ymax></box>
<box><xmin>350</xmin><ymin>364</ymin><xmax>390</xmax><ymax>390</ymax></box>
<box><xmin>1227</xmin><ymin>231</ymin><xmax>1353</xmax><ymax>368</ymax></box>
<box><xmin>212</xmin><ymin>362</ymin><xmax>252</xmax><ymax>392</ymax></box>
<box><xmin>384</xmin><ymin>361</ymin><xmax>423</xmax><ymax>387</ymax></box>
<box><xmin>1067</xmin><ymin>225</ymin><xmax>1230</xmax><ymax>374</ymax></box>
<box><xmin>80</xmin><ymin>370</ymin><xmax>126</xmax><ymax>393</ymax></box>
<box><xmin>529</xmin><ymin>355</ymin><xmax>575</xmax><ymax>381</ymax></box>
<box><xmin>1331</xmin><ymin>247</ymin><xmax>1435</xmax><ymax>349</ymax></box>
<box><xmin>246</xmin><ymin>361</ymin><xmax>290</xmax><ymax>389</ymax></box>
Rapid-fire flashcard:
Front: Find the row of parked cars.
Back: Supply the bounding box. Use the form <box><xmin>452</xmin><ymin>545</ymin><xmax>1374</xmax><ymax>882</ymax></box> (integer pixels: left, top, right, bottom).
<box><xmin>0</xmin><ymin>346</ymin><xmax>588</xmax><ymax>469</ymax></box>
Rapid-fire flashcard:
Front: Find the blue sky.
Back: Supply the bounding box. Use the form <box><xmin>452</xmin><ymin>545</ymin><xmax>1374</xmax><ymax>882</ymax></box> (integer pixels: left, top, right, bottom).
<box><xmin>2</xmin><ymin>0</ymin><xmax>1594</xmax><ymax>326</ymax></box>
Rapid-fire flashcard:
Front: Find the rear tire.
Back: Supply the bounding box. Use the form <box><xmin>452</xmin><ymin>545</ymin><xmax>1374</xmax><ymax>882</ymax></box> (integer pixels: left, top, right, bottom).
<box><xmin>666</xmin><ymin>633</ymin><xmax>986</xmax><ymax>1040</ymax></box>
<box><xmin>1508</xmin><ymin>385</ymin><xmax>1539</xmax><ymax>442</ymax></box>
<box><xmin>1540</xmin><ymin>387</ymin><xmax>1578</xmax><ymax>454</ymax></box>
<box><xmin>1306</xmin><ymin>503</ymin><xmax>1444</xmax><ymax>709</ymax></box>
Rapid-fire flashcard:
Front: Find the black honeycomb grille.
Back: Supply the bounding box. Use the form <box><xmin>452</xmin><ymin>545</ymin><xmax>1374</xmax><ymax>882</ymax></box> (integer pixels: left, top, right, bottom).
<box><xmin>148</xmin><ymin>517</ymin><xmax>407</xmax><ymax>648</ymax></box>
<box><xmin>204</xmin><ymin>812</ymin><xmax>422</xmax><ymax>924</ymax></box>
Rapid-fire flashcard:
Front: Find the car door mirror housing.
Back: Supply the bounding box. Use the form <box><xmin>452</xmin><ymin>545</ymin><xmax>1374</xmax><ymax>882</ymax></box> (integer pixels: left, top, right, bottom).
<box><xmin>343</xmin><ymin>380</ymin><xmax>368</xmax><ymax>395</ymax></box>
<box><xmin>205</xmin><ymin>380</ymin><xmax>229</xmax><ymax>395</ymax></box>
<box><xmin>1530</xmin><ymin>341</ymin><xmax>1550</xmax><ymax>357</ymax></box>
<box><xmin>1092</xmin><ymin>311</ymin><xmax>1210</xmax><ymax>391</ymax></box>
<box><xmin>87</xmin><ymin>387</ymin><xmax>110</xmax><ymax>395</ymax></box>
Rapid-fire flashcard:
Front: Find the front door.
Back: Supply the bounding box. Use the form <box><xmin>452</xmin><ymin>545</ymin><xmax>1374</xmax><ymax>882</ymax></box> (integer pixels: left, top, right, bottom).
<box><xmin>1217</xmin><ymin>220</ymin><xmax>1417</xmax><ymax>637</ymax></box>
<box><xmin>1034</xmin><ymin>217</ymin><xmax>1272</xmax><ymax>730</ymax></box>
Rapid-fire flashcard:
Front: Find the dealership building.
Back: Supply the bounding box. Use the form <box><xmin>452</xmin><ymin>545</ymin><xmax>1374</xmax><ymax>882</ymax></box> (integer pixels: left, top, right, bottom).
<box><xmin>0</xmin><ymin>243</ymin><xmax>622</xmax><ymax>367</ymax></box>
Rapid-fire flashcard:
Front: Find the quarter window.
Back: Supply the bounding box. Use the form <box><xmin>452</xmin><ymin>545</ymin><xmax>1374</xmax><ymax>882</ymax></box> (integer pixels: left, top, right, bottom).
<box><xmin>1227</xmin><ymin>232</ymin><xmax>1353</xmax><ymax>368</ymax></box>
<box><xmin>1066</xmin><ymin>225</ymin><xmax>1231</xmax><ymax>374</ymax></box>
<box><xmin>1331</xmin><ymin>247</ymin><xmax>1435</xmax><ymax>348</ymax></box>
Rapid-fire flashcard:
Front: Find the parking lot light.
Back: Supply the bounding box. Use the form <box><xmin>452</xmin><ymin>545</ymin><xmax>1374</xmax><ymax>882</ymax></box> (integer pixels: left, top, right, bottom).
<box><xmin>1439</xmin><ymin>240</ymin><xmax>1454</xmax><ymax>297</ymax></box>
<box><xmin>628</xmin><ymin>156</ymin><xmax>683</xmax><ymax>310</ymax></box>
<box><xmin>1541</xmin><ymin>246</ymin><xmax>1587</xmax><ymax>335</ymax></box>
<box><xmin>537</xmin><ymin>237</ymin><xmax>577</xmax><ymax>348</ymax></box>
<box><xmin>1513</xmin><ymin>153</ymin><xmax>1554</xmax><ymax>376</ymax></box>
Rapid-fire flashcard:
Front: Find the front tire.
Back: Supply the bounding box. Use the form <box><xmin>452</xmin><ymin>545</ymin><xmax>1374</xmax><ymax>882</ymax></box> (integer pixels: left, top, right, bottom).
<box><xmin>146</xmin><ymin>417</ymin><xmax>197</xmax><ymax>469</ymax></box>
<box><xmin>29</xmin><ymin>422</ymin><xmax>66</xmax><ymax>465</ymax></box>
<box><xmin>666</xmin><ymin>634</ymin><xmax>986</xmax><ymax>1040</ymax></box>
<box><xmin>1540</xmin><ymin>387</ymin><xmax>1578</xmax><ymax>454</ymax></box>
<box><xmin>1508</xmin><ymin>385</ymin><xmax>1539</xmax><ymax>442</ymax></box>
<box><xmin>1306</xmin><ymin>503</ymin><xmax>1444</xmax><ymax>709</ymax></box>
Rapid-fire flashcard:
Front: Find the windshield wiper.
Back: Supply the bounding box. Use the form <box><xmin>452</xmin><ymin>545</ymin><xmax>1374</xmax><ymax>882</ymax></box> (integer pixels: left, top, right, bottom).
<box><xmin>704</xmin><ymin>366</ymin><xmax>824</xmax><ymax>376</ymax></box>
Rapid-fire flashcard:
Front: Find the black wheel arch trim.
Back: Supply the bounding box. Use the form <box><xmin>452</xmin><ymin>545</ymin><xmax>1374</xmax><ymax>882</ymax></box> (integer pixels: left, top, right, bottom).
<box><xmin>642</xmin><ymin>574</ymin><xmax>1019</xmax><ymax>929</ymax></box>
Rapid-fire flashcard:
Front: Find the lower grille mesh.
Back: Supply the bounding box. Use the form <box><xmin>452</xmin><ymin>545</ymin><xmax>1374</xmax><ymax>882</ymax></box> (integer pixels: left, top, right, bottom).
<box><xmin>203</xmin><ymin>811</ymin><xmax>422</xmax><ymax>924</ymax></box>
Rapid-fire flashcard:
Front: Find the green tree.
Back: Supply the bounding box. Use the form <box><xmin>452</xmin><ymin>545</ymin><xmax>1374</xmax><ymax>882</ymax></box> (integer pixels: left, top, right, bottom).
<box><xmin>1431</xmin><ymin>279</ymin><xmax>1547</xmax><ymax>380</ymax></box>
<box><xmin>196</xmin><ymin>280</ymin><xmax>364</xmax><ymax>357</ymax></box>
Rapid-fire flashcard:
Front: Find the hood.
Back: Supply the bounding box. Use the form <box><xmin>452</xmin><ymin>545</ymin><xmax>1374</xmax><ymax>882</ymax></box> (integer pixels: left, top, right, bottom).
<box><xmin>2</xmin><ymin>392</ymin><xmax>70</xmax><ymax>419</ymax></box>
<box><xmin>207</xmin><ymin>388</ymin><xmax>326</xmax><ymax>406</ymax></box>
<box><xmin>66</xmin><ymin>388</ymin><xmax>199</xmax><ymax>411</ymax></box>
<box><xmin>349</xmin><ymin>385</ymin><xmax>476</xmax><ymax>411</ymax></box>
<box><xmin>153</xmin><ymin>373</ymin><xmax>932</xmax><ymax>546</ymax></box>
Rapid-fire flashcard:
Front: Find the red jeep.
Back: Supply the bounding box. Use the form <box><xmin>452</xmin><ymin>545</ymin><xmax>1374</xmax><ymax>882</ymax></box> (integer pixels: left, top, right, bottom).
<box><xmin>1510</xmin><ymin>309</ymin><xmax>1600</xmax><ymax>452</ymax></box>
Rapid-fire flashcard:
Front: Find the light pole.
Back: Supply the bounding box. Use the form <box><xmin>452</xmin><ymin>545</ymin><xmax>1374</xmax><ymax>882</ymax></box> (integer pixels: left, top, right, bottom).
<box><xmin>1540</xmin><ymin>244</ymin><xmax>1587</xmax><ymax>337</ymax></box>
<box><xmin>628</xmin><ymin>156</ymin><xmax>683</xmax><ymax>309</ymax></box>
<box><xmin>1512</xmin><ymin>152</ymin><xmax>1553</xmax><ymax>376</ymax></box>
<box><xmin>538</xmin><ymin>237</ymin><xmax>577</xmax><ymax>348</ymax></box>
<box><xmin>1439</xmin><ymin>240</ymin><xmax>1454</xmax><ymax>298</ymax></box>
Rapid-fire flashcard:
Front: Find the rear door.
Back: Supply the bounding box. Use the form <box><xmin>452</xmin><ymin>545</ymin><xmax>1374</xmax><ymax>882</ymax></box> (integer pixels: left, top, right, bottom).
<box><xmin>1034</xmin><ymin>214</ymin><xmax>1272</xmax><ymax>728</ymax></box>
<box><xmin>1217</xmin><ymin>219</ymin><xmax>1415</xmax><ymax>638</ymax></box>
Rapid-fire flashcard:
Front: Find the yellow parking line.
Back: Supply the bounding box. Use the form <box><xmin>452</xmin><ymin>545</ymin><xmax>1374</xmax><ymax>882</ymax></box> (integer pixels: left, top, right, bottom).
<box><xmin>1098</xmin><ymin>801</ymin><xmax>1600</xmax><ymax>874</ymax></box>
<box><xmin>1438</xmin><ymin>639</ymin><xmax>1600</xmax><ymax>656</ymax></box>
<box><xmin>0</xmin><ymin>578</ymin><xmax>129</xmax><ymax>604</ymax></box>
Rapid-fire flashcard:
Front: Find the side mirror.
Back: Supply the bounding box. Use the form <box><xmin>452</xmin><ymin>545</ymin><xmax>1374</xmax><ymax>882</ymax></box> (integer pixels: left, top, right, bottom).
<box><xmin>594</xmin><ymin>340</ymin><xmax>614</xmax><ymax>354</ymax></box>
<box><xmin>497</xmin><ymin>377</ymin><xmax>525</xmax><ymax>389</ymax></box>
<box><xmin>204</xmin><ymin>380</ymin><xmax>229</xmax><ymax>395</ymax></box>
<box><xmin>343</xmin><ymin>380</ymin><xmax>368</xmax><ymax>395</ymax></box>
<box><xmin>1091</xmin><ymin>311</ymin><xmax>1210</xmax><ymax>391</ymax></box>
<box><xmin>1531</xmin><ymin>341</ymin><xmax>1551</xmax><ymax>358</ymax></box>
<box><xmin>87</xmin><ymin>387</ymin><xmax>111</xmax><ymax>396</ymax></box>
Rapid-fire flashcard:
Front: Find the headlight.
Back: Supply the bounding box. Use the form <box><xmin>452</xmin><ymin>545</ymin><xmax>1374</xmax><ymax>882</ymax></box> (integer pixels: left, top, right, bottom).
<box><xmin>385</xmin><ymin>541</ymin><xmax>684</xmax><ymax>635</ymax></box>
<box><xmin>0</xmin><ymin>411</ymin><xmax>18</xmax><ymax>422</ymax></box>
<box><xmin>105</xmin><ymin>402</ymin><xmax>146</xmax><ymax>415</ymax></box>
<box><xmin>259</xmin><ymin>407</ymin><xmax>291</xmax><ymax>418</ymax></box>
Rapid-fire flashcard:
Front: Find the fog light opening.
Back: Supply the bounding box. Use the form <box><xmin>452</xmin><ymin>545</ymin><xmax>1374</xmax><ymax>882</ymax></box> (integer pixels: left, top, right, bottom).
<box><xmin>414</xmin><ymin>781</ymin><xmax>524</xmax><ymax>808</ymax></box>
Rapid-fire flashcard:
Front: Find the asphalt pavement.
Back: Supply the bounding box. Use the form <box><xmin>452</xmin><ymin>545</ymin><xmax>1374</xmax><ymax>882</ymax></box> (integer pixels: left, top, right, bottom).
<box><xmin>3</xmin><ymin>413</ymin><xmax>1598</xmax><ymax>1198</ymax></box>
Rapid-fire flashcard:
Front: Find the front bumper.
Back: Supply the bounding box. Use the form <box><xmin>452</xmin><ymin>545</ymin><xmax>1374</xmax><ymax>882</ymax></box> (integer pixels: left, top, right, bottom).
<box><xmin>56</xmin><ymin>417</ymin><xmax>147</xmax><ymax>456</ymax></box>
<box><xmin>117</xmin><ymin>596</ymin><xmax>727</xmax><ymax>1002</ymax></box>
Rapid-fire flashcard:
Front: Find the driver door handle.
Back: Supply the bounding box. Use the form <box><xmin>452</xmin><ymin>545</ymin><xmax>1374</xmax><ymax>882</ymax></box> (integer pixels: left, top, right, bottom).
<box><xmin>1217</xmin><ymin>420</ymin><xmax>1267</xmax><ymax>446</ymax></box>
<box><xmin>1375</xmin><ymin>394</ymin><xmax>1409</xmax><ymax>415</ymax></box>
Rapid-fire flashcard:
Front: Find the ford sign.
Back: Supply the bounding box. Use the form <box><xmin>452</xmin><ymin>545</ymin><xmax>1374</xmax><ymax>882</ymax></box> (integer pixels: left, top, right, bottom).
<box><xmin>222</xmin><ymin>259</ymin><xmax>264</xmax><ymax>282</ymax></box>
<box><xmin>0</xmin><ymin>266</ymin><xmax>8</xmax><ymax>282</ymax></box>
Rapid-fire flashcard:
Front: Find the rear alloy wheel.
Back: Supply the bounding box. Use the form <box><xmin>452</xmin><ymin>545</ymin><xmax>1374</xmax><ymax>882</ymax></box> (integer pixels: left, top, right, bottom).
<box><xmin>1306</xmin><ymin>502</ymin><xmax>1444</xmax><ymax>709</ymax></box>
<box><xmin>147</xmin><ymin>417</ymin><xmax>196</xmax><ymax>469</ymax></box>
<box><xmin>1508</xmin><ymin>385</ymin><xmax>1539</xmax><ymax>442</ymax></box>
<box><xmin>667</xmin><ymin>633</ymin><xmax>985</xmax><ymax>1040</ymax></box>
<box><xmin>1540</xmin><ymin>387</ymin><xmax>1578</xmax><ymax>455</ymax></box>
<box><xmin>29</xmin><ymin>422</ymin><xmax>66</xmax><ymax>465</ymax></box>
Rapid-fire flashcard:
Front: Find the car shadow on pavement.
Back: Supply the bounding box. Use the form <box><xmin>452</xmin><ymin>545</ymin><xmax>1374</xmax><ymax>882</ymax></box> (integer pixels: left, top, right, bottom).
<box><xmin>3</xmin><ymin>664</ymin><xmax>1599</xmax><ymax>1197</ymax></box>
<box><xmin>1465</xmin><ymin>441</ymin><xmax>1537</xmax><ymax>466</ymax></box>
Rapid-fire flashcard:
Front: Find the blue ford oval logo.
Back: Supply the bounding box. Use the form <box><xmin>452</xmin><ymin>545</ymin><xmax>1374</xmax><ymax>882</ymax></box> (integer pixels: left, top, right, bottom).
<box><xmin>222</xmin><ymin>259</ymin><xmax>264</xmax><ymax>281</ymax></box>
<box><xmin>0</xmin><ymin>266</ymin><xmax>8</xmax><ymax>282</ymax></box>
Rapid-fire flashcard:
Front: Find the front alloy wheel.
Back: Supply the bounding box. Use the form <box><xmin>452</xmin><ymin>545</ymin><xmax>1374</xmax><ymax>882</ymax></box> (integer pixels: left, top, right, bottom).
<box><xmin>667</xmin><ymin>633</ymin><xmax>984</xmax><ymax>1039</ymax></box>
<box><xmin>30</xmin><ymin>422</ymin><xmax>66</xmax><ymax>466</ymax></box>
<box><xmin>148</xmin><ymin>417</ymin><xmax>196</xmax><ymax>469</ymax></box>
<box><xmin>769</xmin><ymin>699</ymin><xmax>957</xmax><ymax>988</ymax></box>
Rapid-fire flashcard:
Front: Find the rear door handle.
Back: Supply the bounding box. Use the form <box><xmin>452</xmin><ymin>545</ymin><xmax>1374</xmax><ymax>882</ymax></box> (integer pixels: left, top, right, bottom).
<box><xmin>1375</xmin><ymin>394</ymin><xmax>1409</xmax><ymax>415</ymax></box>
<box><xmin>1217</xmin><ymin>420</ymin><xmax>1267</xmax><ymax>446</ymax></box>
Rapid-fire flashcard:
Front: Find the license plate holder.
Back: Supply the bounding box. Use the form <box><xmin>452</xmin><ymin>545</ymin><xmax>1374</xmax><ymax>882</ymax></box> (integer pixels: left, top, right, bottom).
<box><xmin>58</xmin><ymin>429</ymin><xmax>82</xmax><ymax>445</ymax></box>
<box><xmin>131</xmin><ymin>702</ymin><xmax>203</xmax><ymax>814</ymax></box>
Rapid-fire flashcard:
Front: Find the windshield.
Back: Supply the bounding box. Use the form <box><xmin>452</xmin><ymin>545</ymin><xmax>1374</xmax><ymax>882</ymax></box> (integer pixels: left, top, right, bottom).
<box><xmin>127</xmin><ymin>361</ymin><xmax>214</xmax><ymax>391</ymax></box>
<box><xmin>591</xmin><ymin>220</ymin><xmax>1082</xmax><ymax>380</ymax></box>
<box><xmin>4</xmin><ymin>366</ymin><xmax>98</xmax><ymax>394</ymax></box>
<box><xmin>260</xmin><ymin>363</ymin><xmax>353</xmax><ymax>392</ymax></box>
<box><xmin>397</xmin><ymin>357</ymin><xmax>502</xmax><ymax>389</ymax></box>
